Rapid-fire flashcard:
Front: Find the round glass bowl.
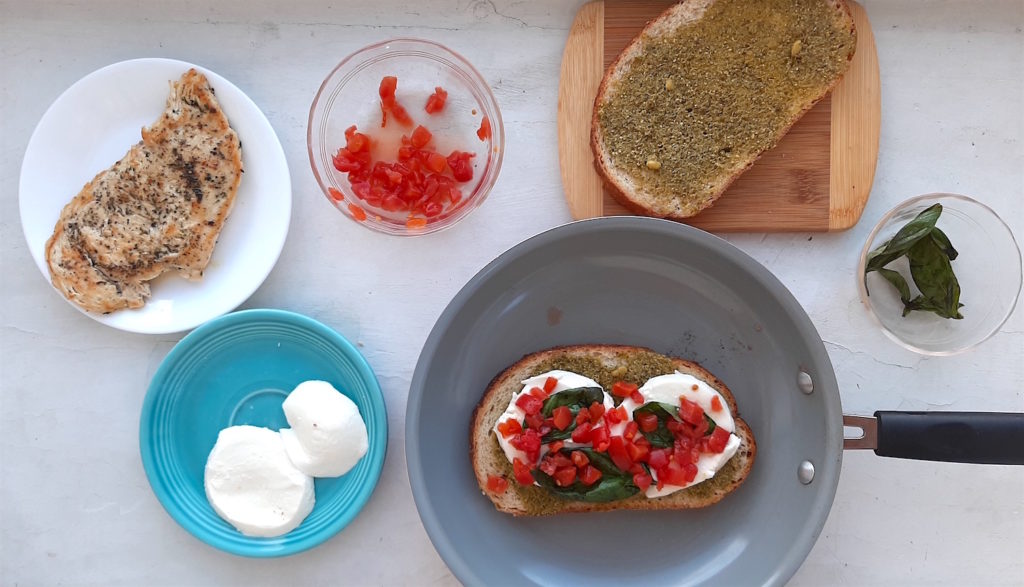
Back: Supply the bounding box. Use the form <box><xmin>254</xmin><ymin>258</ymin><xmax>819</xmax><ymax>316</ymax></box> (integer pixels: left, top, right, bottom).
<box><xmin>139</xmin><ymin>309</ymin><xmax>388</xmax><ymax>557</ymax></box>
<box><xmin>308</xmin><ymin>38</ymin><xmax>504</xmax><ymax>235</ymax></box>
<box><xmin>858</xmin><ymin>193</ymin><xmax>1022</xmax><ymax>355</ymax></box>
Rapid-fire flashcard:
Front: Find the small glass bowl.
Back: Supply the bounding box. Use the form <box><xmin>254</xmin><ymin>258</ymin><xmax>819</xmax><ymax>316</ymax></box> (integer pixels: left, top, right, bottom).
<box><xmin>308</xmin><ymin>38</ymin><xmax>503</xmax><ymax>235</ymax></box>
<box><xmin>857</xmin><ymin>193</ymin><xmax>1022</xmax><ymax>355</ymax></box>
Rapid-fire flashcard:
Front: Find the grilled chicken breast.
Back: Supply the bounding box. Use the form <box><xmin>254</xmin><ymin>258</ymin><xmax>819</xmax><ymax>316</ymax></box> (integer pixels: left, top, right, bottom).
<box><xmin>45</xmin><ymin>69</ymin><xmax>243</xmax><ymax>314</ymax></box>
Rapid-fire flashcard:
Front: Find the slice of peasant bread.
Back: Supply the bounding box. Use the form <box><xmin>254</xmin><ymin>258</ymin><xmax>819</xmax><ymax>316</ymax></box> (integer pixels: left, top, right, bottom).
<box><xmin>591</xmin><ymin>0</ymin><xmax>857</xmax><ymax>219</ymax></box>
<box><xmin>471</xmin><ymin>345</ymin><xmax>756</xmax><ymax>516</ymax></box>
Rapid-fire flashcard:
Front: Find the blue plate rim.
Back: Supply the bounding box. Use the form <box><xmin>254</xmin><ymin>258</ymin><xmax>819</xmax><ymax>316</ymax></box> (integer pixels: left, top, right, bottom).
<box><xmin>139</xmin><ymin>308</ymin><xmax>388</xmax><ymax>557</ymax></box>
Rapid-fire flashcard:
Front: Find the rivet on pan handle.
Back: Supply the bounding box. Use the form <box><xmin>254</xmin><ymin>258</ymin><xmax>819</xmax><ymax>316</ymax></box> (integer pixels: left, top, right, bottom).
<box><xmin>844</xmin><ymin>412</ymin><xmax>1024</xmax><ymax>465</ymax></box>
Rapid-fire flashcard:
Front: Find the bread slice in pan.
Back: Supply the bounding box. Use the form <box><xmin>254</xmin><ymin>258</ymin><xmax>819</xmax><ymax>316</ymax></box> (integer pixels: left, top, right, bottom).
<box><xmin>591</xmin><ymin>0</ymin><xmax>857</xmax><ymax>219</ymax></box>
<box><xmin>471</xmin><ymin>345</ymin><xmax>756</xmax><ymax>516</ymax></box>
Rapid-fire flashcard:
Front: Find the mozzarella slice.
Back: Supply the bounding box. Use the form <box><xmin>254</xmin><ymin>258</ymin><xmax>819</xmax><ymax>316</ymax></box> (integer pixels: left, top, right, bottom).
<box><xmin>280</xmin><ymin>380</ymin><xmax>369</xmax><ymax>477</ymax></box>
<box><xmin>632</xmin><ymin>371</ymin><xmax>741</xmax><ymax>497</ymax></box>
<box><xmin>493</xmin><ymin>370</ymin><xmax>607</xmax><ymax>464</ymax></box>
<box><xmin>204</xmin><ymin>425</ymin><xmax>315</xmax><ymax>537</ymax></box>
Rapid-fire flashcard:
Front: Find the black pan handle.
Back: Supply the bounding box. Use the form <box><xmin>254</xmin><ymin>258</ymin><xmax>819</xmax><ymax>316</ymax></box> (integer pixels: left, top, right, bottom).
<box><xmin>844</xmin><ymin>412</ymin><xmax>1024</xmax><ymax>465</ymax></box>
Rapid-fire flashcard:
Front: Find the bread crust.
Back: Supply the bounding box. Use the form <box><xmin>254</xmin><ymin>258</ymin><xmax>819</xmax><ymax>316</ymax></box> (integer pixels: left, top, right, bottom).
<box><xmin>471</xmin><ymin>345</ymin><xmax>757</xmax><ymax>516</ymax></box>
<box><xmin>590</xmin><ymin>0</ymin><xmax>857</xmax><ymax>220</ymax></box>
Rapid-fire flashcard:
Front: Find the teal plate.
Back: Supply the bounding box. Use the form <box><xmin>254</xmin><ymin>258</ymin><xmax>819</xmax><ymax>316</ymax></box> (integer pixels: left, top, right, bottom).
<box><xmin>140</xmin><ymin>309</ymin><xmax>387</xmax><ymax>557</ymax></box>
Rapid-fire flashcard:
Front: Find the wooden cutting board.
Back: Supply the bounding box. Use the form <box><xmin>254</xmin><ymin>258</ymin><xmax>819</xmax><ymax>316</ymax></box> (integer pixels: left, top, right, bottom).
<box><xmin>557</xmin><ymin>1</ymin><xmax>880</xmax><ymax>232</ymax></box>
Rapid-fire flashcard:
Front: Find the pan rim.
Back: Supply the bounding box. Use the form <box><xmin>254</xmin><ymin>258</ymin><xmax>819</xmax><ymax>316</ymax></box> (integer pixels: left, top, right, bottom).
<box><xmin>407</xmin><ymin>216</ymin><xmax>843</xmax><ymax>585</ymax></box>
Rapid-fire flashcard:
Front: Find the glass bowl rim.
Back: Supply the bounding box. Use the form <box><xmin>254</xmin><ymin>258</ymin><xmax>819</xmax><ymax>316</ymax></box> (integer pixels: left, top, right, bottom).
<box><xmin>306</xmin><ymin>37</ymin><xmax>504</xmax><ymax>236</ymax></box>
<box><xmin>856</xmin><ymin>192</ymin><xmax>1022</xmax><ymax>356</ymax></box>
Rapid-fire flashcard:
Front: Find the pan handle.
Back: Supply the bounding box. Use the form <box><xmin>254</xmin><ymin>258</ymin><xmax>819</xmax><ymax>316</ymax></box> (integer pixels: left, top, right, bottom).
<box><xmin>844</xmin><ymin>412</ymin><xmax>1024</xmax><ymax>465</ymax></box>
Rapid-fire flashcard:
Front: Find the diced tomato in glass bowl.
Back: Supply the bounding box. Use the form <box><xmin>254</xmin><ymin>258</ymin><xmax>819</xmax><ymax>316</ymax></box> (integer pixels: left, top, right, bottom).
<box><xmin>309</xmin><ymin>39</ymin><xmax>503</xmax><ymax>235</ymax></box>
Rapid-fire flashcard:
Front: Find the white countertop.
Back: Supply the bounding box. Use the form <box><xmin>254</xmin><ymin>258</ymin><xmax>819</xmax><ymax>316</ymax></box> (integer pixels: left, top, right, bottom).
<box><xmin>1</xmin><ymin>1</ymin><xmax>1021</xmax><ymax>585</ymax></box>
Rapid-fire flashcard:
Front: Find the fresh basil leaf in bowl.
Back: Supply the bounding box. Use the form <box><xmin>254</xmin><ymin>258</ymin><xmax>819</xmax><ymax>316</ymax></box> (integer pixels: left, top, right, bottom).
<box><xmin>857</xmin><ymin>193</ymin><xmax>1021</xmax><ymax>355</ymax></box>
<box><xmin>864</xmin><ymin>203</ymin><xmax>964</xmax><ymax>320</ymax></box>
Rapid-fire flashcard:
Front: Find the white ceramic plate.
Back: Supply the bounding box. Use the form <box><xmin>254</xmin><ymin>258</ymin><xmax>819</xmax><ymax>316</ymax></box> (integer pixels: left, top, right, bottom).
<box><xmin>19</xmin><ymin>58</ymin><xmax>291</xmax><ymax>334</ymax></box>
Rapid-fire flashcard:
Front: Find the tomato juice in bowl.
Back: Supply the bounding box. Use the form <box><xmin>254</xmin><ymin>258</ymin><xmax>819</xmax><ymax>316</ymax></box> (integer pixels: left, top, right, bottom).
<box><xmin>308</xmin><ymin>39</ymin><xmax>504</xmax><ymax>235</ymax></box>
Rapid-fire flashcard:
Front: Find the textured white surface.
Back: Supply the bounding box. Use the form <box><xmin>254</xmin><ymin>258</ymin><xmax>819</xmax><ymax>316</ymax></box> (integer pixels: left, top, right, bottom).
<box><xmin>1</xmin><ymin>1</ymin><xmax>1021</xmax><ymax>585</ymax></box>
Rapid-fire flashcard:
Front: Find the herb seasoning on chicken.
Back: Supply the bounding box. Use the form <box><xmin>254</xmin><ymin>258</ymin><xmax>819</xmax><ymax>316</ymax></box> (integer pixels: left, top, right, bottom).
<box><xmin>46</xmin><ymin>69</ymin><xmax>243</xmax><ymax>313</ymax></box>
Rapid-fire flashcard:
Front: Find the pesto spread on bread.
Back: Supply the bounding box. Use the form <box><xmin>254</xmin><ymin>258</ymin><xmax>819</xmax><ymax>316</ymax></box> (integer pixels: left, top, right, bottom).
<box><xmin>471</xmin><ymin>346</ymin><xmax>757</xmax><ymax>516</ymax></box>
<box><xmin>591</xmin><ymin>0</ymin><xmax>857</xmax><ymax>218</ymax></box>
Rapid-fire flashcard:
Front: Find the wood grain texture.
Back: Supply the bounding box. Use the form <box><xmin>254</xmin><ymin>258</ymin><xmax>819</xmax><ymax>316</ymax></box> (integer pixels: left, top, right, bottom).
<box><xmin>557</xmin><ymin>1</ymin><xmax>605</xmax><ymax>220</ymax></box>
<box><xmin>558</xmin><ymin>0</ymin><xmax>880</xmax><ymax>232</ymax></box>
<box><xmin>829</xmin><ymin>1</ymin><xmax>880</xmax><ymax>230</ymax></box>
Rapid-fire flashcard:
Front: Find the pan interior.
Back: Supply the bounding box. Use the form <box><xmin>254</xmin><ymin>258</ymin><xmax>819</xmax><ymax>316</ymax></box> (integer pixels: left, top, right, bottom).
<box><xmin>407</xmin><ymin>218</ymin><xmax>841</xmax><ymax>586</ymax></box>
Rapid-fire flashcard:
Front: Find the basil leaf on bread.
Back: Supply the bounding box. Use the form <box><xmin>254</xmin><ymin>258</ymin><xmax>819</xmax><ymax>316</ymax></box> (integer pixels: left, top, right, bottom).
<box><xmin>532</xmin><ymin>449</ymin><xmax>640</xmax><ymax>503</ymax></box>
<box><xmin>633</xmin><ymin>402</ymin><xmax>716</xmax><ymax>449</ymax></box>
<box><xmin>540</xmin><ymin>386</ymin><xmax>603</xmax><ymax>442</ymax></box>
